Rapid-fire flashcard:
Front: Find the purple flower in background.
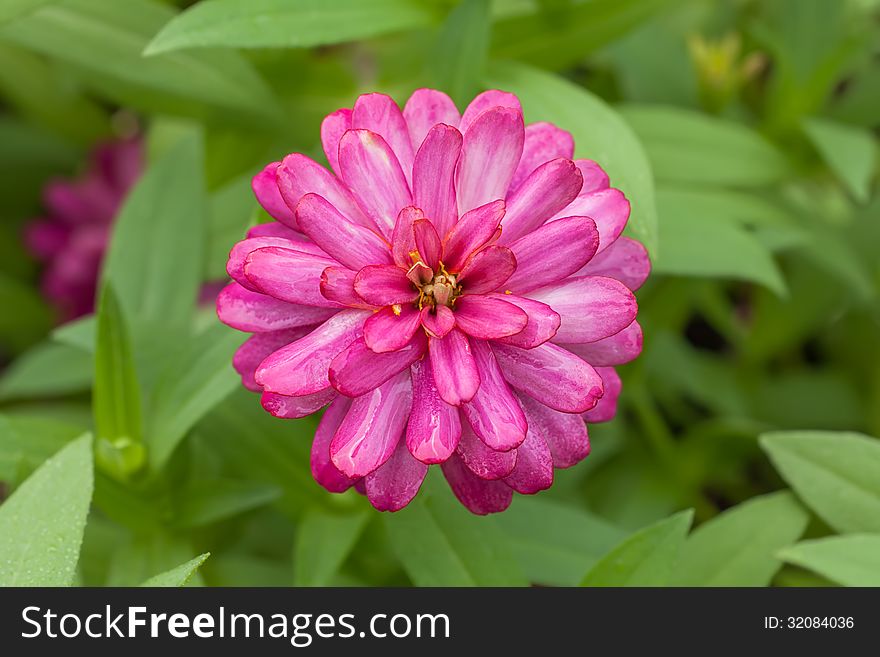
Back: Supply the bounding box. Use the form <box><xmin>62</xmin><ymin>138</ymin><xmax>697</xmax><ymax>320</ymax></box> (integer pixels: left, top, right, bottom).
<box><xmin>24</xmin><ymin>138</ymin><xmax>143</xmax><ymax>320</ymax></box>
<box><xmin>218</xmin><ymin>89</ymin><xmax>650</xmax><ymax>514</ymax></box>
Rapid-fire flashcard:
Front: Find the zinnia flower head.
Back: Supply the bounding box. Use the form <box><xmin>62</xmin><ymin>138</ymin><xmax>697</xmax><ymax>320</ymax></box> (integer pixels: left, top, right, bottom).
<box><xmin>218</xmin><ymin>89</ymin><xmax>650</xmax><ymax>514</ymax></box>
<box><xmin>24</xmin><ymin>138</ymin><xmax>143</xmax><ymax>320</ymax></box>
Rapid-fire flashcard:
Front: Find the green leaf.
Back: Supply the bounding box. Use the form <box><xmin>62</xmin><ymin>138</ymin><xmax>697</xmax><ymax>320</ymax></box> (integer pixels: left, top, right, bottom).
<box><xmin>803</xmin><ymin>118</ymin><xmax>876</xmax><ymax>203</ymax></box>
<box><xmin>0</xmin><ymin>0</ymin><xmax>57</xmax><ymax>24</ymax></box>
<box><xmin>0</xmin><ymin>434</ymin><xmax>93</xmax><ymax>586</ymax></box>
<box><xmin>0</xmin><ymin>341</ymin><xmax>92</xmax><ymax>400</ymax></box>
<box><xmin>207</xmin><ymin>173</ymin><xmax>256</xmax><ymax>280</ymax></box>
<box><xmin>486</xmin><ymin>61</ymin><xmax>658</xmax><ymax>255</ymax></box>
<box><xmin>94</xmin><ymin>284</ymin><xmax>145</xmax><ymax>478</ymax></box>
<box><xmin>620</xmin><ymin>105</ymin><xmax>793</xmax><ymax>187</ymax></box>
<box><xmin>582</xmin><ymin>509</ymin><xmax>693</xmax><ymax>587</ymax></box>
<box><xmin>175</xmin><ymin>479</ymin><xmax>281</xmax><ymax>528</ymax></box>
<box><xmin>779</xmin><ymin>535</ymin><xmax>880</xmax><ymax>587</ymax></box>
<box><xmin>293</xmin><ymin>508</ymin><xmax>370</xmax><ymax>587</ymax></box>
<box><xmin>432</xmin><ymin>0</ymin><xmax>490</xmax><ymax>107</ymax></box>
<box><xmin>0</xmin><ymin>0</ymin><xmax>280</xmax><ymax>122</ymax></box>
<box><xmin>139</xmin><ymin>553</ymin><xmax>210</xmax><ymax>587</ymax></box>
<box><xmin>671</xmin><ymin>491</ymin><xmax>808</xmax><ymax>586</ymax></box>
<box><xmin>144</xmin><ymin>0</ymin><xmax>439</xmax><ymax>54</ymax></box>
<box><xmin>495</xmin><ymin>497</ymin><xmax>625</xmax><ymax>586</ymax></box>
<box><xmin>760</xmin><ymin>431</ymin><xmax>880</xmax><ymax>533</ymax></box>
<box><xmin>0</xmin><ymin>414</ymin><xmax>84</xmax><ymax>485</ymax></box>
<box><xmin>102</xmin><ymin>131</ymin><xmax>205</xmax><ymax>328</ymax></box>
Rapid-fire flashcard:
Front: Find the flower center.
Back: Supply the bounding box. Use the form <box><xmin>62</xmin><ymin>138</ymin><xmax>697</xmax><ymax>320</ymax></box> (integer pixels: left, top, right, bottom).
<box><xmin>410</xmin><ymin>261</ymin><xmax>461</xmax><ymax>310</ymax></box>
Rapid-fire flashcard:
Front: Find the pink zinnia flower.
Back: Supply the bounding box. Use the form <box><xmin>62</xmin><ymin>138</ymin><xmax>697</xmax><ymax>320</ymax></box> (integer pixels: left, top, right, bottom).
<box><xmin>218</xmin><ymin>90</ymin><xmax>650</xmax><ymax>514</ymax></box>
<box><xmin>24</xmin><ymin>138</ymin><xmax>143</xmax><ymax>321</ymax></box>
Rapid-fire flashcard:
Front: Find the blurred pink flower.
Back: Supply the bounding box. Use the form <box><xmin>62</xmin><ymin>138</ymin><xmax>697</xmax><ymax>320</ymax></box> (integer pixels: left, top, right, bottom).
<box><xmin>218</xmin><ymin>90</ymin><xmax>650</xmax><ymax>514</ymax></box>
<box><xmin>24</xmin><ymin>138</ymin><xmax>143</xmax><ymax>321</ymax></box>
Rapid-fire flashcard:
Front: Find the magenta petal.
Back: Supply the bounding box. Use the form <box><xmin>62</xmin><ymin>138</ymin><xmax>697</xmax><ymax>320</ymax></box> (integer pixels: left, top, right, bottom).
<box><xmin>365</xmin><ymin>439</ymin><xmax>428</xmax><ymax>511</ymax></box>
<box><xmin>454</xmin><ymin>294</ymin><xmax>527</xmax><ymax>340</ymax></box>
<box><xmin>456</xmin><ymin>419</ymin><xmax>517</xmax><ymax>479</ymax></box>
<box><xmin>352</xmin><ymin>93</ymin><xmax>415</xmax><ymax>187</ymax></box>
<box><xmin>412</xmin><ymin>218</ymin><xmax>442</xmax><ymax>270</ymax></box>
<box><xmin>406</xmin><ymin>358</ymin><xmax>461</xmax><ymax>464</ymax></box>
<box><xmin>233</xmin><ymin>327</ymin><xmax>313</xmax><ymax>391</ymax></box>
<box><xmin>261</xmin><ymin>388</ymin><xmax>337</xmax><ymax>419</ymax></box>
<box><xmin>503</xmin><ymin>427</ymin><xmax>553</xmax><ymax>494</ymax></box>
<box><xmin>252</xmin><ymin>163</ymin><xmax>297</xmax><ymax>227</ymax></box>
<box><xmin>500</xmin><ymin>158</ymin><xmax>583</xmax><ymax>244</ymax></box>
<box><xmin>429</xmin><ymin>328</ymin><xmax>480</xmax><ymax>405</ymax></box>
<box><xmin>553</xmin><ymin>188</ymin><xmax>630</xmax><ymax>253</ymax></box>
<box><xmin>443</xmin><ymin>453</ymin><xmax>514</xmax><ymax>515</ymax></box>
<box><xmin>456</xmin><ymin>107</ymin><xmax>524</xmax><ymax>215</ymax></box>
<box><xmin>510</xmin><ymin>122</ymin><xmax>575</xmax><ymax>192</ymax></box>
<box><xmin>528</xmin><ymin>275</ymin><xmax>638</xmax><ymax>343</ymax></box>
<box><xmin>295</xmin><ymin>193</ymin><xmax>391</xmax><ymax>270</ymax></box>
<box><xmin>459</xmin><ymin>90</ymin><xmax>522</xmax><ymax>135</ymax></box>
<box><xmin>330</xmin><ymin>371</ymin><xmax>413</xmax><ymax>478</ymax></box>
<box><xmin>518</xmin><ymin>394</ymin><xmax>590</xmax><ymax>469</ymax></box>
<box><xmin>563</xmin><ymin>320</ymin><xmax>643</xmax><ymax>367</ymax></box>
<box><xmin>320</xmin><ymin>108</ymin><xmax>352</xmax><ymax>177</ymax></box>
<box><xmin>363</xmin><ymin>304</ymin><xmax>421</xmax><ymax>353</ymax></box>
<box><xmin>441</xmin><ymin>199</ymin><xmax>505</xmax><ymax>272</ymax></box>
<box><xmin>460</xmin><ymin>339</ymin><xmax>527</xmax><ymax>451</ymax></box>
<box><xmin>320</xmin><ymin>267</ymin><xmax>374</xmax><ymax>309</ymax></box>
<box><xmin>490</xmin><ymin>294</ymin><xmax>560</xmax><ymax>349</ymax></box>
<box><xmin>492</xmin><ymin>342</ymin><xmax>604</xmax><ymax>413</ymax></box>
<box><xmin>412</xmin><ymin>124</ymin><xmax>462</xmax><ymax>238</ymax></box>
<box><xmin>419</xmin><ymin>305</ymin><xmax>455</xmax><ymax>339</ymax></box>
<box><xmin>255</xmin><ymin>309</ymin><xmax>369</xmax><ymax>396</ymax></box>
<box><xmin>582</xmin><ymin>366</ymin><xmax>622</xmax><ymax>423</ymax></box>
<box><xmin>575</xmin><ymin>159</ymin><xmax>610</xmax><ymax>194</ymax></box>
<box><xmin>457</xmin><ymin>245</ymin><xmax>517</xmax><ymax>294</ymax></box>
<box><xmin>329</xmin><ymin>333</ymin><xmax>426</xmax><ymax>397</ymax></box>
<box><xmin>227</xmin><ymin>235</ymin><xmax>325</xmax><ymax>291</ymax></box>
<box><xmin>312</xmin><ymin>396</ymin><xmax>358</xmax><ymax>493</ymax></box>
<box><xmin>217</xmin><ymin>282</ymin><xmax>337</xmax><ymax>332</ymax></box>
<box><xmin>353</xmin><ymin>264</ymin><xmax>418</xmax><ymax>306</ymax></box>
<box><xmin>504</xmin><ymin>216</ymin><xmax>600</xmax><ymax>293</ymax></box>
<box><xmin>244</xmin><ymin>246</ymin><xmax>341</xmax><ymax>308</ymax></box>
<box><xmin>338</xmin><ymin>129</ymin><xmax>412</xmax><ymax>238</ymax></box>
<box><xmin>391</xmin><ymin>206</ymin><xmax>426</xmax><ymax>268</ymax></box>
<box><xmin>403</xmin><ymin>88</ymin><xmax>461</xmax><ymax>152</ymax></box>
<box><xmin>578</xmin><ymin>236</ymin><xmax>651</xmax><ymax>291</ymax></box>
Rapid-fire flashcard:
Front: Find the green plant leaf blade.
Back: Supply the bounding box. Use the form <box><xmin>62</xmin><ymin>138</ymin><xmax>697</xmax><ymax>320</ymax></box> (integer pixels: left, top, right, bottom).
<box><xmin>803</xmin><ymin>117</ymin><xmax>876</xmax><ymax>203</ymax></box>
<box><xmin>432</xmin><ymin>0</ymin><xmax>490</xmax><ymax>107</ymax></box>
<box><xmin>293</xmin><ymin>508</ymin><xmax>370</xmax><ymax>587</ymax></box>
<box><xmin>139</xmin><ymin>553</ymin><xmax>210</xmax><ymax>587</ymax></box>
<box><xmin>779</xmin><ymin>535</ymin><xmax>880</xmax><ymax>587</ymax></box>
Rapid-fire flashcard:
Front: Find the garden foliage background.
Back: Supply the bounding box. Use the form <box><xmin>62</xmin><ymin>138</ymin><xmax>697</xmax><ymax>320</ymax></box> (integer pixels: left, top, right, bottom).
<box><xmin>1</xmin><ymin>0</ymin><xmax>879</xmax><ymax>587</ymax></box>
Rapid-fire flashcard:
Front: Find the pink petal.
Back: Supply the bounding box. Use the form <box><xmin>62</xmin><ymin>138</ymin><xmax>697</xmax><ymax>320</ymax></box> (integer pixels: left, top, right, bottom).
<box><xmin>352</xmin><ymin>93</ymin><xmax>415</xmax><ymax>187</ymax></box>
<box><xmin>499</xmin><ymin>158</ymin><xmax>583</xmax><ymax>244</ymax></box>
<box><xmin>456</xmin><ymin>420</ymin><xmax>517</xmax><ymax>479</ymax></box>
<box><xmin>228</xmin><ymin>235</ymin><xmax>324</xmax><ymax>291</ymax></box>
<box><xmin>320</xmin><ymin>267</ymin><xmax>375</xmax><ymax>309</ymax></box>
<box><xmin>244</xmin><ymin>246</ymin><xmax>341</xmax><ymax>308</ymax></box>
<box><xmin>442</xmin><ymin>454</ymin><xmax>514</xmax><ymax>515</ymax></box>
<box><xmin>441</xmin><ymin>199</ymin><xmax>505</xmax><ymax>272</ymax></box>
<box><xmin>510</xmin><ymin>122</ymin><xmax>575</xmax><ymax>192</ymax></box>
<box><xmin>406</xmin><ymin>358</ymin><xmax>461</xmax><ymax>464</ymax></box>
<box><xmin>429</xmin><ymin>328</ymin><xmax>480</xmax><ymax>405</ymax></box>
<box><xmin>365</xmin><ymin>439</ymin><xmax>428</xmax><ymax>511</ymax></box>
<box><xmin>277</xmin><ymin>153</ymin><xmax>371</xmax><ymax>230</ymax></box>
<box><xmin>246</xmin><ymin>221</ymin><xmax>306</xmax><ymax>240</ymax></box>
<box><xmin>320</xmin><ymin>108</ymin><xmax>352</xmax><ymax>177</ymax></box>
<box><xmin>528</xmin><ymin>275</ymin><xmax>637</xmax><ymax>343</ymax></box>
<box><xmin>562</xmin><ymin>320</ymin><xmax>643</xmax><ymax>367</ymax></box>
<box><xmin>261</xmin><ymin>388</ymin><xmax>337</xmax><ymax>419</ymax></box>
<box><xmin>460</xmin><ymin>339</ymin><xmax>527</xmax><ymax>451</ymax></box>
<box><xmin>518</xmin><ymin>394</ymin><xmax>590</xmax><ymax>469</ymax></box>
<box><xmin>353</xmin><ymin>264</ymin><xmax>418</xmax><ymax>306</ymax></box>
<box><xmin>419</xmin><ymin>305</ymin><xmax>455</xmax><ymax>339</ymax></box>
<box><xmin>312</xmin><ymin>396</ymin><xmax>358</xmax><ymax>493</ymax></box>
<box><xmin>459</xmin><ymin>90</ymin><xmax>522</xmax><ymax>135</ymax></box>
<box><xmin>363</xmin><ymin>304</ymin><xmax>422</xmax><ymax>353</ymax></box>
<box><xmin>233</xmin><ymin>327</ymin><xmax>313</xmax><ymax>391</ymax></box>
<box><xmin>329</xmin><ymin>333</ymin><xmax>426</xmax><ymax>397</ymax></box>
<box><xmin>492</xmin><ymin>342</ymin><xmax>604</xmax><ymax>413</ymax></box>
<box><xmin>577</xmin><ymin>236</ymin><xmax>651</xmax><ymax>290</ymax></box>
<box><xmin>338</xmin><ymin>129</ymin><xmax>412</xmax><ymax>238</ymax></box>
<box><xmin>412</xmin><ymin>124</ymin><xmax>461</xmax><ymax>238</ymax></box>
<box><xmin>454</xmin><ymin>294</ymin><xmax>527</xmax><ymax>340</ymax></box>
<box><xmin>391</xmin><ymin>206</ymin><xmax>426</xmax><ymax>268</ymax></box>
<box><xmin>575</xmin><ymin>159</ymin><xmax>610</xmax><ymax>194</ymax></box>
<box><xmin>503</xmin><ymin>427</ymin><xmax>553</xmax><ymax>494</ymax></box>
<box><xmin>455</xmin><ymin>107</ymin><xmax>524</xmax><ymax>215</ymax></box>
<box><xmin>412</xmin><ymin>218</ymin><xmax>442</xmax><ymax>270</ymax></box>
<box><xmin>403</xmin><ymin>88</ymin><xmax>461</xmax><ymax>151</ymax></box>
<box><xmin>330</xmin><ymin>371</ymin><xmax>413</xmax><ymax>478</ymax></box>
<box><xmin>490</xmin><ymin>293</ymin><xmax>560</xmax><ymax>349</ymax></box>
<box><xmin>217</xmin><ymin>282</ymin><xmax>337</xmax><ymax>333</ymax></box>
<box><xmin>255</xmin><ymin>309</ymin><xmax>369</xmax><ymax>396</ymax></box>
<box><xmin>504</xmin><ymin>216</ymin><xmax>599</xmax><ymax>293</ymax></box>
<box><xmin>582</xmin><ymin>366</ymin><xmax>622</xmax><ymax>423</ymax></box>
<box><xmin>458</xmin><ymin>245</ymin><xmax>517</xmax><ymax>294</ymax></box>
<box><xmin>295</xmin><ymin>193</ymin><xmax>391</xmax><ymax>270</ymax></box>
<box><xmin>552</xmin><ymin>188</ymin><xmax>629</xmax><ymax>253</ymax></box>
<box><xmin>252</xmin><ymin>163</ymin><xmax>297</xmax><ymax>227</ymax></box>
